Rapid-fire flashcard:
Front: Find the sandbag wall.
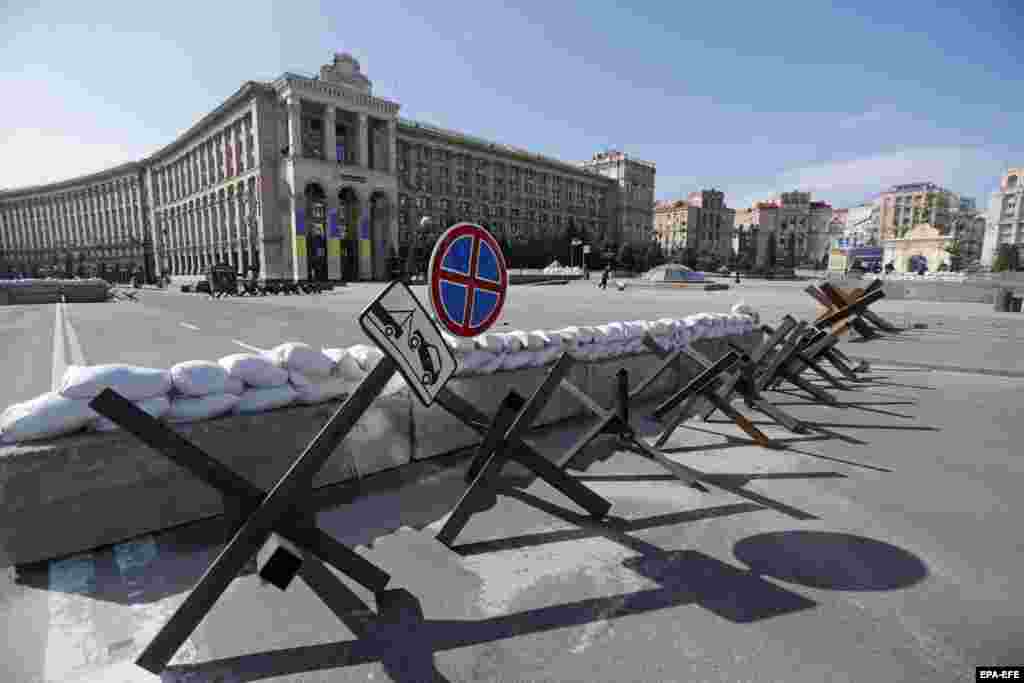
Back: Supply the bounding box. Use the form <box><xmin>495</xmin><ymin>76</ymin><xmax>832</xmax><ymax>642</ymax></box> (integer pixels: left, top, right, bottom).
<box><xmin>0</xmin><ymin>310</ymin><xmax>761</xmax><ymax>567</ymax></box>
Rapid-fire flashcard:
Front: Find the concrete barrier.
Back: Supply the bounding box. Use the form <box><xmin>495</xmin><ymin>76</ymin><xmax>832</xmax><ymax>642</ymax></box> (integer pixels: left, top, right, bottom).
<box><xmin>0</xmin><ymin>280</ymin><xmax>111</xmax><ymax>305</ymax></box>
<box><xmin>0</xmin><ymin>331</ymin><xmax>758</xmax><ymax>567</ymax></box>
<box><xmin>823</xmin><ymin>278</ymin><xmax>999</xmax><ymax>304</ymax></box>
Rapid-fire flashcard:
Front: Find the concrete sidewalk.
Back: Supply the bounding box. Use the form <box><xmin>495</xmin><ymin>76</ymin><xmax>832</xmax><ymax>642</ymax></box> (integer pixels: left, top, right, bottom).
<box><xmin>2</xmin><ymin>364</ymin><xmax>1020</xmax><ymax>682</ymax></box>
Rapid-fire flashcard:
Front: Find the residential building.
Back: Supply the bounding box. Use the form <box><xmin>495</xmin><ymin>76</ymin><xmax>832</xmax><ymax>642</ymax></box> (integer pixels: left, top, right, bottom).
<box><xmin>842</xmin><ymin>202</ymin><xmax>880</xmax><ymax>247</ymax></box>
<box><xmin>981</xmin><ymin>169</ymin><xmax>1024</xmax><ymax>268</ymax></box>
<box><xmin>0</xmin><ymin>53</ymin><xmax>654</xmax><ymax>281</ymax></box>
<box><xmin>734</xmin><ymin>191</ymin><xmax>833</xmax><ymax>269</ymax></box>
<box><xmin>653</xmin><ymin>189</ymin><xmax>734</xmax><ymax>263</ymax></box>
<box><xmin>878</xmin><ymin>182</ymin><xmax>959</xmax><ymax>272</ymax></box>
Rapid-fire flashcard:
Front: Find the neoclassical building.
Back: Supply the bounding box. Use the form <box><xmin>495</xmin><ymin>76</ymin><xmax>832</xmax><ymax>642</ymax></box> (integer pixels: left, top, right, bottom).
<box><xmin>733</xmin><ymin>192</ymin><xmax>834</xmax><ymax>268</ymax></box>
<box><xmin>654</xmin><ymin>190</ymin><xmax>735</xmax><ymax>262</ymax></box>
<box><xmin>0</xmin><ymin>53</ymin><xmax>656</xmax><ymax>282</ymax></box>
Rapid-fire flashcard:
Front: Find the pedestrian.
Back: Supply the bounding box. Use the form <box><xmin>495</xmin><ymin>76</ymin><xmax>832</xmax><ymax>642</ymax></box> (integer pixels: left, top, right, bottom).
<box><xmin>599</xmin><ymin>264</ymin><xmax>611</xmax><ymax>290</ymax></box>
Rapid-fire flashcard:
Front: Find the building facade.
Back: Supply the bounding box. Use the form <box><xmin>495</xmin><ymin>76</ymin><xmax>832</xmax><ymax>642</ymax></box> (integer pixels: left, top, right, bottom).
<box><xmin>0</xmin><ymin>53</ymin><xmax>655</xmax><ymax>282</ymax></box>
<box><xmin>0</xmin><ymin>162</ymin><xmax>152</xmax><ymax>281</ymax></box>
<box><xmin>654</xmin><ymin>190</ymin><xmax>734</xmax><ymax>262</ymax></box>
<box><xmin>981</xmin><ymin>168</ymin><xmax>1024</xmax><ymax>268</ymax></box>
<box><xmin>878</xmin><ymin>182</ymin><xmax>959</xmax><ymax>272</ymax></box>
<box><xmin>842</xmin><ymin>202</ymin><xmax>880</xmax><ymax>247</ymax></box>
<box><xmin>734</xmin><ymin>191</ymin><xmax>833</xmax><ymax>269</ymax></box>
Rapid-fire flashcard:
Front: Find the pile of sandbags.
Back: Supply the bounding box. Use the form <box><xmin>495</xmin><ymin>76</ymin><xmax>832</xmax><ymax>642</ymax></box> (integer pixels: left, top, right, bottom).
<box><xmin>0</xmin><ymin>308</ymin><xmax>758</xmax><ymax>445</ymax></box>
<box><xmin>442</xmin><ymin>311</ymin><xmax>757</xmax><ymax>377</ymax></box>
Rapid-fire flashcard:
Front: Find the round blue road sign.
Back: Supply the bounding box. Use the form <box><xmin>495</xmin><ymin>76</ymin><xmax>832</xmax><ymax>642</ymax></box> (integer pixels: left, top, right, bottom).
<box><xmin>428</xmin><ymin>223</ymin><xmax>508</xmax><ymax>337</ymax></box>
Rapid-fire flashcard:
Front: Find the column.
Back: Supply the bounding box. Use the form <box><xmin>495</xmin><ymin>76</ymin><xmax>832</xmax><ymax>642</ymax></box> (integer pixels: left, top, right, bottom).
<box><xmin>239</xmin><ymin>118</ymin><xmax>250</xmax><ymax>174</ymax></box>
<box><xmin>287</xmin><ymin>100</ymin><xmax>301</xmax><ymax>158</ymax></box>
<box><xmin>324</xmin><ymin>106</ymin><xmax>337</xmax><ymax>165</ymax></box>
<box><xmin>387</xmin><ymin>119</ymin><xmax>397</xmax><ymax>175</ymax></box>
<box><xmin>357</xmin><ymin>112</ymin><xmax>368</xmax><ymax>169</ymax></box>
<box><xmin>234</xmin><ymin>190</ymin><xmax>244</xmax><ymax>268</ymax></box>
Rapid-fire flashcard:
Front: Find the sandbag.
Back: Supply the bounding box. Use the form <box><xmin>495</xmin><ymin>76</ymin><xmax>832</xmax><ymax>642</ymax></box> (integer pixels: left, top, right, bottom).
<box><xmin>266</xmin><ymin>342</ymin><xmax>336</xmax><ymax>378</ymax></box>
<box><xmin>322</xmin><ymin>348</ymin><xmax>365</xmax><ymax>381</ymax></box>
<box><xmin>93</xmin><ymin>396</ymin><xmax>171</xmax><ymax>432</ymax></box>
<box><xmin>475</xmin><ymin>333</ymin><xmax>507</xmax><ymax>354</ymax></box>
<box><xmin>0</xmin><ymin>393</ymin><xmax>98</xmax><ymax>444</ymax></box>
<box><xmin>441</xmin><ymin>332</ymin><xmax>477</xmax><ymax>354</ymax></box>
<box><xmin>218</xmin><ymin>353</ymin><xmax>289</xmax><ymax>388</ymax></box>
<box><xmin>233</xmin><ymin>385</ymin><xmax>298</xmax><ymax>415</ymax></box>
<box><xmin>289</xmin><ymin>371</ymin><xmax>354</xmax><ymax>405</ymax></box>
<box><xmin>499</xmin><ymin>350</ymin><xmax>534</xmax><ymax>371</ymax></box>
<box><xmin>59</xmin><ymin>364</ymin><xmax>171</xmax><ymax>401</ymax></box>
<box><xmin>347</xmin><ymin>344</ymin><xmax>385</xmax><ymax>372</ymax></box>
<box><xmin>170</xmin><ymin>360</ymin><xmax>229</xmax><ymax>397</ymax></box>
<box><xmin>499</xmin><ymin>332</ymin><xmax>525</xmax><ymax>353</ymax></box>
<box><xmin>166</xmin><ymin>393</ymin><xmax>240</xmax><ymax>424</ymax></box>
<box><xmin>224</xmin><ymin>377</ymin><xmax>245</xmax><ymax>395</ymax></box>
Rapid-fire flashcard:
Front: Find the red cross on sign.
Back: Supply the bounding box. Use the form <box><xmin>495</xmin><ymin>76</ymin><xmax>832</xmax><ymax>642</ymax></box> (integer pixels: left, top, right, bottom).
<box><xmin>428</xmin><ymin>223</ymin><xmax>508</xmax><ymax>337</ymax></box>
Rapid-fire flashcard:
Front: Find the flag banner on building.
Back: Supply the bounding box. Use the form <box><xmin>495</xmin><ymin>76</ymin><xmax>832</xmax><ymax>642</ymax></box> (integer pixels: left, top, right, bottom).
<box><xmin>294</xmin><ymin>208</ymin><xmax>307</xmax><ymax>258</ymax></box>
<box><xmin>327</xmin><ymin>208</ymin><xmax>341</xmax><ymax>258</ymax></box>
<box><xmin>359</xmin><ymin>214</ymin><xmax>370</xmax><ymax>241</ymax></box>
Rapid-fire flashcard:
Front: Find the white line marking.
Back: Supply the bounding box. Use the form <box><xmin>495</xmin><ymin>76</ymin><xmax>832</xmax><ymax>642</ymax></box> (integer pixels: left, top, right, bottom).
<box><xmin>63</xmin><ymin>303</ymin><xmax>88</xmax><ymax>367</ymax></box>
<box><xmin>179</xmin><ymin>323</ymin><xmax>200</xmax><ymax>331</ymax></box>
<box><xmin>232</xmin><ymin>340</ymin><xmax>266</xmax><ymax>353</ymax></box>
<box><xmin>51</xmin><ymin>302</ymin><xmax>66</xmax><ymax>391</ymax></box>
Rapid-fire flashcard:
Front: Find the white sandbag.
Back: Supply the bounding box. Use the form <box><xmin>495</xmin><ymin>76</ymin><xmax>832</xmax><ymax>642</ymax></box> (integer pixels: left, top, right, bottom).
<box><xmin>475</xmin><ymin>333</ymin><xmax>507</xmax><ymax>354</ymax></box>
<box><xmin>498</xmin><ymin>332</ymin><xmax>524</xmax><ymax>353</ymax></box>
<box><xmin>441</xmin><ymin>332</ymin><xmax>476</xmax><ymax>354</ymax></box>
<box><xmin>529</xmin><ymin>330</ymin><xmax>553</xmax><ymax>351</ymax></box>
<box><xmin>225</xmin><ymin>377</ymin><xmax>245</xmax><ymax>395</ymax></box>
<box><xmin>266</xmin><ymin>342</ymin><xmax>336</xmax><ymax>378</ymax></box>
<box><xmin>598</xmin><ymin>322</ymin><xmax>627</xmax><ymax>342</ymax></box>
<box><xmin>499</xmin><ymin>350</ymin><xmax>534</xmax><ymax>371</ymax></box>
<box><xmin>59</xmin><ymin>364</ymin><xmax>172</xmax><ymax>401</ymax></box>
<box><xmin>290</xmin><ymin>371</ymin><xmax>354</xmax><ymax>405</ymax></box>
<box><xmin>507</xmin><ymin>330</ymin><xmax>547</xmax><ymax>352</ymax></box>
<box><xmin>454</xmin><ymin>350</ymin><xmax>496</xmax><ymax>373</ymax></box>
<box><xmin>218</xmin><ymin>353</ymin><xmax>289</xmax><ymax>388</ymax></box>
<box><xmin>549</xmin><ymin>328</ymin><xmax>580</xmax><ymax>348</ymax></box>
<box><xmin>347</xmin><ymin>344</ymin><xmax>385</xmax><ymax>372</ymax></box>
<box><xmin>170</xmin><ymin>360</ymin><xmax>229</xmax><ymax>397</ymax></box>
<box><xmin>575</xmin><ymin>326</ymin><xmax>598</xmax><ymax>344</ymax></box>
<box><xmin>623</xmin><ymin>320</ymin><xmax>649</xmax><ymax>339</ymax></box>
<box><xmin>166</xmin><ymin>393</ymin><xmax>240</xmax><ymax>423</ymax></box>
<box><xmin>93</xmin><ymin>396</ymin><xmax>171</xmax><ymax>433</ymax></box>
<box><xmin>0</xmin><ymin>393</ymin><xmax>98</xmax><ymax>444</ymax></box>
<box><xmin>536</xmin><ymin>345</ymin><xmax>564</xmax><ymax>366</ymax></box>
<box><xmin>233</xmin><ymin>385</ymin><xmax>298</xmax><ymax>415</ymax></box>
<box><xmin>322</xmin><ymin>348</ymin><xmax>365</xmax><ymax>381</ymax></box>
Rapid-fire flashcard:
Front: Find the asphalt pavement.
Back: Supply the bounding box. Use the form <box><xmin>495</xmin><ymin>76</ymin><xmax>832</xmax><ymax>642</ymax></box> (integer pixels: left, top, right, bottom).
<box><xmin>2</xmin><ymin>280</ymin><xmax>1023</xmax><ymax>681</ymax></box>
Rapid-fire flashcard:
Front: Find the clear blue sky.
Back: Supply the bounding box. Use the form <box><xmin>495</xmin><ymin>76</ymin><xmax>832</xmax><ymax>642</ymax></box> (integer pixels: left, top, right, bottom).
<box><xmin>2</xmin><ymin>0</ymin><xmax>1022</xmax><ymax>209</ymax></box>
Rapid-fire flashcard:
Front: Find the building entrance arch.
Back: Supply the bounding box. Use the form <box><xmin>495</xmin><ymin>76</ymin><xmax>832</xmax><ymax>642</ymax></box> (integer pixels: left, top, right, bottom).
<box><xmin>337</xmin><ymin>187</ymin><xmax>360</xmax><ymax>282</ymax></box>
<box><xmin>304</xmin><ymin>182</ymin><xmax>328</xmax><ymax>282</ymax></box>
<box><xmin>368</xmin><ymin>191</ymin><xmax>390</xmax><ymax>280</ymax></box>
<box><xmin>908</xmin><ymin>254</ymin><xmax>928</xmax><ymax>273</ymax></box>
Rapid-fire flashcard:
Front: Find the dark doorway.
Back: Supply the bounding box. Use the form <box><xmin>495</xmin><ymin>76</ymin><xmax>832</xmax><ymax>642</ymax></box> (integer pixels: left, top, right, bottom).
<box><xmin>305</xmin><ymin>183</ymin><xmax>328</xmax><ymax>282</ymax></box>
<box><xmin>338</xmin><ymin>187</ymin><xmax>360</xmax><ymax>282</ymax></box>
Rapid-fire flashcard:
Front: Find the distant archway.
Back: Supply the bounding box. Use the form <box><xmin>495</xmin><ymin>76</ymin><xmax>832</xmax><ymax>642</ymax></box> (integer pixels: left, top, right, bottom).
<box><xmin>304</xmin><ymin>182</ymin><xmax>328</xmax><ymax>282</ymax></box>
<box><xmin>338</xmin><ymin>187</ymin><xmax>360</xmax><ymax>282</ymax></box>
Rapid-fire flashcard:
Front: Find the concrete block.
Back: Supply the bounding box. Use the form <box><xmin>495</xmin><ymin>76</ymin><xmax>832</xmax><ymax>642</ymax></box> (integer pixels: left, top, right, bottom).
<box><xmin>0</xmin><ymin>394</ymin><xmax>411</xmax><ymax>567</ymax></box>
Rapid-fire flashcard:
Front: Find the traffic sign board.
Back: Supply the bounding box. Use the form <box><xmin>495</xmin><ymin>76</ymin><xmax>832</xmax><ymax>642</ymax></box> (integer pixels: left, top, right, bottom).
<box><xmin>428</xmin><ymin>222</ymin><xmax>508</xmax><ymax>337</ymax></box>
<box><xmin>359</xmin><ymin>280</ymin><xmax>457</xmax><ymax>406</ymax></box>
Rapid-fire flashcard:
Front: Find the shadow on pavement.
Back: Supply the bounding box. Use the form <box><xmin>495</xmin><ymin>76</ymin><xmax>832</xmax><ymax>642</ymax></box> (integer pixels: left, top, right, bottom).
<box><xmin>162</xmin><ymin>527</ymin><xmax>819</xmax><ymax>683</ymax></box>
<box><xmin>734</xmin><ymin>530</ymin><xmax>929</xmax><ymax>591</ymax></box>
